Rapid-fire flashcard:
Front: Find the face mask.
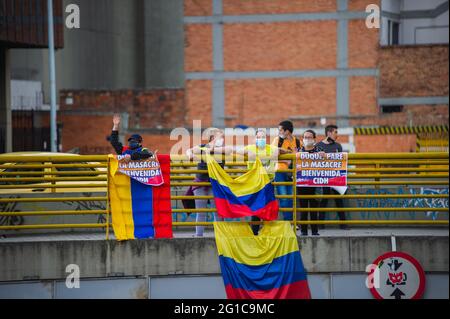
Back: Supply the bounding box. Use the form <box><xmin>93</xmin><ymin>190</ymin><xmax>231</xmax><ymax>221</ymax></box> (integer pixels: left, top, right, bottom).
<box><xmin>256</xmin><ymin>139</ymin><xmax>266</xmax><ymax>148</ymax></box>
<box><xmin>279</xmin><ymin>133</ymin><xmax>286</xmax><ymax>139</ymax></box>
<box><xmin>303</xmin><ymin>139</ymin><xmax>314</xmax><ymax>147</ymax></box>
<box><xmin>214</xmin><ymin>138</ymin><xmax>224</xmax><ymax>147</ymax></box>
<box><xmin>128</xmin><ymin>141</ymin><xmax>141</xmax><ymax>150</ymax></box>
<box><xmin>327</xmin><ymin>137</ymin><xmax>335</xmax><ymax>143</ymax></box>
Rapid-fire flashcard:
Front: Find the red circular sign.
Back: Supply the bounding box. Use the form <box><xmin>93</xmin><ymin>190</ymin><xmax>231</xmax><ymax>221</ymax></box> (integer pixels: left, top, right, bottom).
<box><xmin>368</xmin><ymin>251</ymin><xmax>426</xmax><ymax>299</ymax></box>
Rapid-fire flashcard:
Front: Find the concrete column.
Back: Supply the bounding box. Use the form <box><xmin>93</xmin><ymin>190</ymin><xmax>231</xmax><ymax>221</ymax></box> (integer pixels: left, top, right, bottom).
<box><xmin>0</xmin><ymin>48</ymin><xmax>12</xmax><ymax>153</ymax></box>
<box><xmin>144</xmin><ymin>0</ymin><xmax>184</xmax><ymax>89</ymax></box>
<box><xmin>336</xmin><ymin>0</ymin><xmax>349</xmax><ymax>128</ymax></box>
<box><xmin>212</xmin><ymin>0</ymin><xmax>225</xmax><ymax>128</ymax></box>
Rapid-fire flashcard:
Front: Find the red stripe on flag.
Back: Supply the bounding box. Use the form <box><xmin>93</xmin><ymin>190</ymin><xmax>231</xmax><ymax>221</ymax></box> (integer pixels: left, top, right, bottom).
<box><xmin>214</xmin><ymin>198</ymin><xmax>279</xmax><ymax>220</ymax></box>
<box><xmin>152</xmin><ymin>154</ymin><xmax>173</xmax><ymax>238</ymax></box>
<box><xmin>225</xmin><ymin>280</ymin><xmax>311</xmax><ymax>299</ymax></box>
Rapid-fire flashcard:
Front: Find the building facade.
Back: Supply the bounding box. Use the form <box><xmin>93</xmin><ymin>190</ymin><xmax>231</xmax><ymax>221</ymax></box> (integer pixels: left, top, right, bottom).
<box><xmin>2</xmin><ymin>0</ymin><xmax>449</xmax><ymax>154</ymax></box>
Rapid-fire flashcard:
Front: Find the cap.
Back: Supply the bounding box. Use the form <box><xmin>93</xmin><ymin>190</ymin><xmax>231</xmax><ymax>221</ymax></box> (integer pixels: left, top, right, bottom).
<box><xmin>128</xmin><ymin>134</ymin><xmax>143</xmax><ymax>142</ymax></box>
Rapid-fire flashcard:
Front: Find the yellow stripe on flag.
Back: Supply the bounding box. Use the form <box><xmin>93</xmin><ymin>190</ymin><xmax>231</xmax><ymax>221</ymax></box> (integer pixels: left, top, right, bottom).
<box><xmin>214</xmin><ymin>221</ymin><xmax>299</xmax><ymax>266</ymax></box>
<box><xmin>206</xmin><ymin>154</ymin><xmax>271</xmax><ymax>197</ymax></box>
<box><xmin>109</xmin><ymin>155</ymin><xmax>136</xmax><ymax>240</ymax></box>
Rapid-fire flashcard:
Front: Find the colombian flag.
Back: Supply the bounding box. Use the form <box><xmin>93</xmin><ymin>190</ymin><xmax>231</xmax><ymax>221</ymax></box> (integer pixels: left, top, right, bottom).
<box><xmin>214</xmin><ymin>221</ymin><xmax>311</xmax><ymax>299</ymax></box>
<box><xmin>207</xmin><ymin>154</ymin><xmax>278</xmax><ymax>220</ymax></box>
<box><xmin>108</xmin><ymin>154</ymin><xmax>173</xmax><ymax>240</ymax></box>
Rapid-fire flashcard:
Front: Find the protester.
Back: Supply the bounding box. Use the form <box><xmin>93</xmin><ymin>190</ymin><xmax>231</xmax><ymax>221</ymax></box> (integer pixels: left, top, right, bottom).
<box><xmin>271</xmin><ymin>120</ymin><xmax>301</xmax><ymax>221</ymax></box>
<box><xmin>296</xmin><ymin>130</ymin><xmax>325</xmax><ymax>236</ymax></box>
<box><xmin>110</xmin><ymin>114</ymin><xmax>153</xmax><ymax>160</ymax></box>
<box><xmin>238</xmin><ymin>129</ymin><xmax>277</xmax><ymax>235</ymax></box>
<box><xmin>315</xmin><ymin>124</ymin><xmax>349</xmax><ymax>230</ymax></box>
<box><xmin>186</xmin><ymin>128</ymin><xmax>232</xmax><ymax>237</ymax></box>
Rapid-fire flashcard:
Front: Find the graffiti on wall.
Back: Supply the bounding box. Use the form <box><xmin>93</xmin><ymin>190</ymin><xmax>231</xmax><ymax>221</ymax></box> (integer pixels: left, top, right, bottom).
<box><xmin>62</xmin><ymin>193</ymin><xmax>107</xmax><ymax>224</ymax></box>
<box><xmin>354</xmin><ymin>187</ymin><xmax>449</xmax><ymax>220</ymax></box>
<box><xmin>0</xmin><ymin>196</ymin><xmax>24</xmax><ymax>226</ymax></box>
<box><xmin>0</xmin><ymin>193</ymin><xmax>107</xmax><ymax>228</ymax></box>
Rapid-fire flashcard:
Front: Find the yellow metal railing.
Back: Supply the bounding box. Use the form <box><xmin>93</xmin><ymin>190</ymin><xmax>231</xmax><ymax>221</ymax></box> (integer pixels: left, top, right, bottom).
<box><xmin>0</xmin><ymin>155</ymin><xmax>111</xmax><ymax>237</ymax></box>
<box><xmin>0</xmin><ymin>152</ymin><xmax>448</xmax><ymax>237</ymax></box>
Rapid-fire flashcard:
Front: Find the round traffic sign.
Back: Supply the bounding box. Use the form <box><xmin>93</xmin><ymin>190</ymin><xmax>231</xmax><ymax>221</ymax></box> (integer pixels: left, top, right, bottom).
<box><xmin>368</xmin><ymin>251</ymin><xmax>426</xmax><ymax>299</ymax></box>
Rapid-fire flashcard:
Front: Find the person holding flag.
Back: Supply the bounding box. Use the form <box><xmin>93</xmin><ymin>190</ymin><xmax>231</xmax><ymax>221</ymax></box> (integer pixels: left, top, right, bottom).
<box><xmin>186</xmin><ymin>128</ymin><xmax>232</xmax><ymax>237</ymax></box>
<box><xmin>237</xmin><ymin>129</ymin><xmax>278</xmax><ymax>235</ymax></box>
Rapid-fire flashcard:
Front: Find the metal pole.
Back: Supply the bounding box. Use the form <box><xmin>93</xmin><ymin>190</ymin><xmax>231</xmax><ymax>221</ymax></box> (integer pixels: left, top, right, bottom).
<box><xmin>47</xmin><ymin>0</ymin><xmax>58</xmax><ymax>152</ymax></box>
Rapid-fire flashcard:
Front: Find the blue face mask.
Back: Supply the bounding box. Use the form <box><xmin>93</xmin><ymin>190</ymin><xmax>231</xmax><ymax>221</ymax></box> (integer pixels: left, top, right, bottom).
<box><xmin>128</xmin><ymin>141</ymin><xmax>141</xmax><ymax>150</ymax></box>
<box><xmin>256</xmin><ymin>139</ymin><xmax>266</xmax><ymax>148</ymax></box>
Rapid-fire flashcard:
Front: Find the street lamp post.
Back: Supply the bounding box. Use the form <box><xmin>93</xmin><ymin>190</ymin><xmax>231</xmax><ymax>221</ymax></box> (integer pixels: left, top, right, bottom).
<box><xmin>47</xmin><ymin>0</ymin><xmax>58</xmax><ymax>152</ymax></box>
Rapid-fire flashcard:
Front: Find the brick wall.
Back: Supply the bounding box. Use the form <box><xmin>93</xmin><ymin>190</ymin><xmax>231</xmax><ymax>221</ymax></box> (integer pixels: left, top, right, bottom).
<box><xmin>223</xmin><ymin>21</ymin><xmax>337</xmax><ymax>71</ymax></box>
<box><xmin>56</xmin><ymin>1</ymin><xmax>448</xmax><ymax>155</ymax></box>
<box><xmin>354</xmin><ymin>135</ymin><xmax>417</xmax><ymax>153</ymax></box>
<box><xmin>59</xmin><ymin>90</ymin><xmax>185</xmax><ymax>154</ymax></box>
<box><xmin>379</xmin><ymin>45</ymin><xmax>449</xmax><ymax>98</ymax></box>
<box><xmin>225</xmin><ymin>78</ymin><xmax>336</xmax><ymax>127</ymax></box>
<box><xmin>222</xmin><ymin>0</ymin><xmax>336</xmax><ymax>15</ymax></box>
<box><xmin>60</xmin><ymin>90</ymin><xmax>185</xmax><ymax>128</ymax></box>
<box><xmin>183</xmin><ymin>0</ymin><xmax>384</xmax><ymax>129</ymax></box>
<box><xmin>184</xmin><ymin>24</ymin><xmax>213</xmax><ymax>72</ymax></box>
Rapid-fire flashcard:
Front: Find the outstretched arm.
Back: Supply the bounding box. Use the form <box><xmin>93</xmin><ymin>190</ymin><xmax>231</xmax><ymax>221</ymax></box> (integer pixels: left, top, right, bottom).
<box><xmin>186</xmin><ymin>145</ymin><xmax>204</xmax><ymax>159</ymax></box>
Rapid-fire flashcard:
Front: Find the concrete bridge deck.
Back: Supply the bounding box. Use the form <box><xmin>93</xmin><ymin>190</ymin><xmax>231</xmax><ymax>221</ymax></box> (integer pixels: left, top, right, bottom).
<box><xmin>0</xmin><ymin>227</ymin><xmax>448</xmax><ymax>299</ymax></box>
<box><xmin>0</xmin><ymin>227</ymin><xmax>448</xmax><ymax>242</ymax></box>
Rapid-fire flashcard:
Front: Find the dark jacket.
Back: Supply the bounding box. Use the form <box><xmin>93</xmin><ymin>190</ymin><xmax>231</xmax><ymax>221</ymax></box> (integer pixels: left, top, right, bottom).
<box><xmin>300</xmin><ymin>145</ymin><xmax>324</xmax><ymax>153</ymax></box>
<box><xmin>196</xmin><ymin>144</ymin><xmax>225</xmax><ymax>181</ymax></box>
<box><xmin>110</xmin><ymin>130</ymin><xmax>153</xmax><ymax>160</ymax></box>
<box><xmin>315</xmin><ymin>140</ymin><xmax>342</xmax><ymax>153</ymax></box>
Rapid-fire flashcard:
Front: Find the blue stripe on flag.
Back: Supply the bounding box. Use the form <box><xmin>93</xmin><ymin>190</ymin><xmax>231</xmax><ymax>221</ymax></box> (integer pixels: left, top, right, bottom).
<box><xmin>210</xmin><ymin>178</ymin><xmax>276</xmax><ymax>212</ymax></box>
<box><xmin>219</xmin><ymin>251</ymin><xmax>307</xmax><ymax>291</ymax></box>
<box><xmin>130</xmin><ymin>178</ymin><xmax>155</xmax><ymax>238</ymax></box>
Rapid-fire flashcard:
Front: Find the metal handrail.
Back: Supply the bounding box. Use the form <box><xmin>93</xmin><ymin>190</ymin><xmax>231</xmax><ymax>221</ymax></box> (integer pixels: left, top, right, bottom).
<box><xmin>0</xmin><ymin>153</ymin><xmax>448</xmax><ymax>237</ymax></box>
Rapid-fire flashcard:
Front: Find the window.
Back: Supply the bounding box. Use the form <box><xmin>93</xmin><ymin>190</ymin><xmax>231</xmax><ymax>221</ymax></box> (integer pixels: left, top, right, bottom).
<box><xmin>392</xmin><ymin>21</ymin><xmax>400</xmax><ymax>45</ymax></box>
<box><xmin>381</xmin><ymin>105</ymin><xmax>404</xmax><ymax>113</ymax></box>
<box><xmin>388</xmin><ymin>20</ymin><xmax>400</xmax><ymax>45</ymax></box>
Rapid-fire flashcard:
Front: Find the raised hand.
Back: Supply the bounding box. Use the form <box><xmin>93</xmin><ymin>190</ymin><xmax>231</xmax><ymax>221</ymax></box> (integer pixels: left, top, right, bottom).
<box><xmin>112</xmin><ymin>114</ymin><xmax>121</xmax><ymax>130</ymax></box>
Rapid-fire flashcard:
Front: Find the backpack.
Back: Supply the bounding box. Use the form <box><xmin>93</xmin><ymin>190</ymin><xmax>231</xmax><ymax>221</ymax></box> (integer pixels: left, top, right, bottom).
<box><xmin>277</xmin><ymin>136</ymin><xmax>301</xmax><ymax>152</ymax></box>
<box><xmin>277</xmin><ymin>136</ymin><xmax>300</xmax><ymax>170</ymax></box>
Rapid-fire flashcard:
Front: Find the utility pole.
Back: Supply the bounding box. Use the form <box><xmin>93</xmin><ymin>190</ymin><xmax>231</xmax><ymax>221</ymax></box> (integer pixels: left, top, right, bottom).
<box><xmin>47</xmin><ymin>0</ymin><xmax>58</xmax><ymax>152</ymax></box>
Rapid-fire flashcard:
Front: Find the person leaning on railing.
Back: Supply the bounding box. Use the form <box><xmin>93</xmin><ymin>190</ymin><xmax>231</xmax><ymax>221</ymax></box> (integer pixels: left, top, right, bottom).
<box><xmin>315</xmin><ymin>124</ymin><xmax>349</xmax><ymax>230</ymax></box>
<box><xmin>296</xmin><ymin>129</ymin><xmax>325</xmax><ymax>236</ymax></box>
<box><xmin>186</xmin><ymin>128</ymin><xmax>232</xmax><ymax>237</ymax></box>
<box><xmin>271</xmin><ymin>120</ymin><xmax>301</xmax><ymax>222</ymax></box>
<box><xmin>110</xmin><ymin>114</ymin><xmax>154</xmax><ymax>161</ymax></box>
<box><xmin>236</xmin><ymin>129</ymin><xmax>277</xmax><ymax>235</ymax></box>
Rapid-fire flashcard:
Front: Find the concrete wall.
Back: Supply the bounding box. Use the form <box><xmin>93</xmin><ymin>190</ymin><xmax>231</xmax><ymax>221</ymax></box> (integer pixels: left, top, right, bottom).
<box><xmin>0</xmin><ymin>48</ymin><xmax>12</xmax><ymax>153</ymax></box>
<box><xmin>0</xmin><ymin>236</ymin><xmax>447</xmax><ymax>282</ymax></box>
<box><xmin>9</xmin><ymin>0</ymin><xmax>185</xmax><ymax>104</ymax></box>
<box><xmin>0</xmin><ymin>235</ymin><xmax>448</xmax><ymax>298</ymax></box>
<box><xmin>0</xmin><ymin>273</ymin><xmax>448</xmax><ymax>299</ymax></box>
<box><xmin>381</xmin><ymin>0</ymin><xmax>449</xmax><ymax>45</ymax></box>
<box><xmin>144</xmin><ymin>0</ymin><xmax>185</xmax><ymax>88</ymax></box>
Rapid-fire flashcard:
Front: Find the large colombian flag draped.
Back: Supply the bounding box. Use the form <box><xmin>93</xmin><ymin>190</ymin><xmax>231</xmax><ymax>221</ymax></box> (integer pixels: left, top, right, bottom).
<box><xmin>206</xmin><ymin>154</ymin><xmax>278</xmax><ymax>220</ymax></box>
<box><xmin>214</xmin><ymin>221</ymin><xmax>311</xmax><ymax>299</ymax></box>
<box><xmin>108</xmin><ymin>154</ymin><xmax>173</xmax><ymax>240</ymax></box>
